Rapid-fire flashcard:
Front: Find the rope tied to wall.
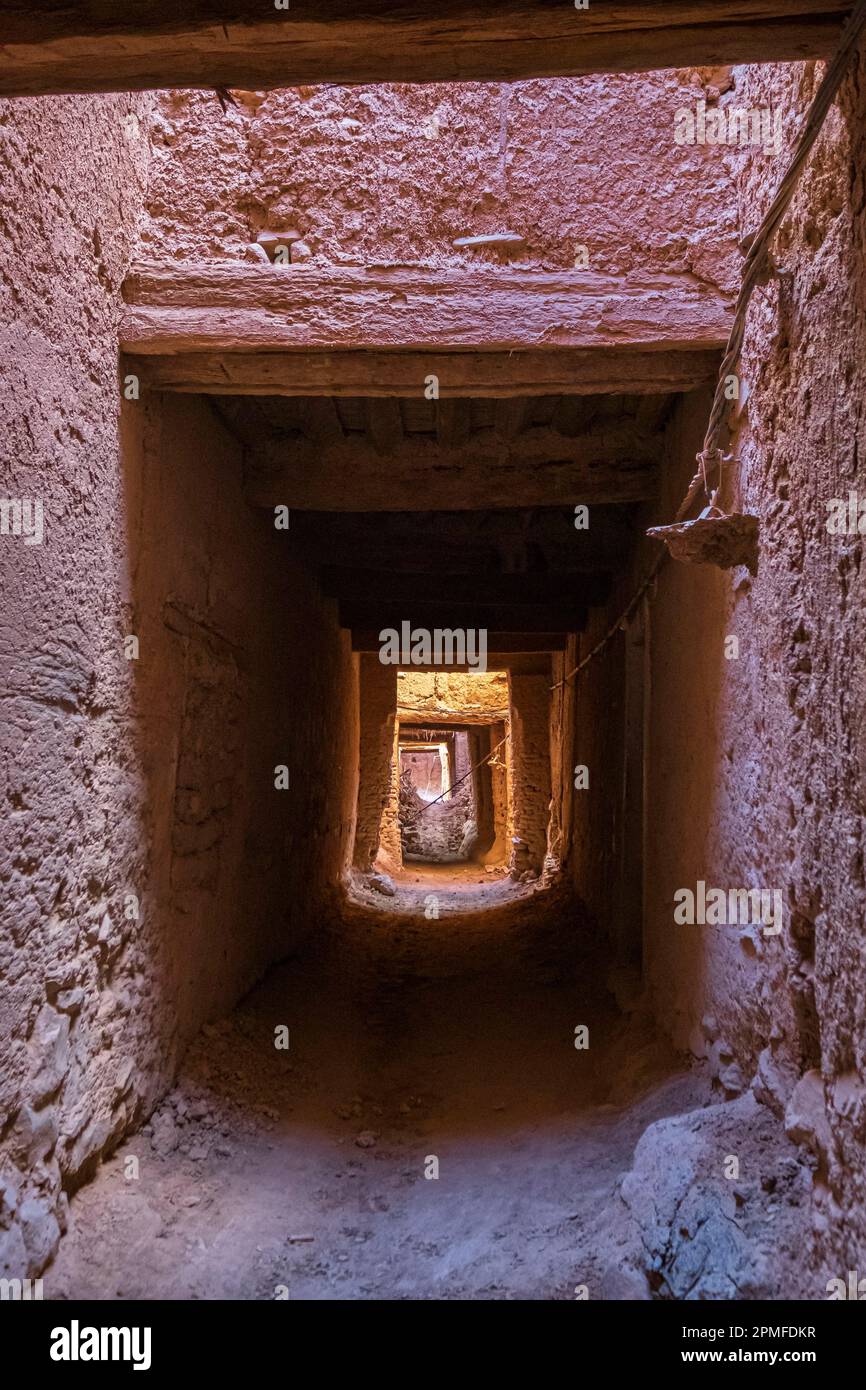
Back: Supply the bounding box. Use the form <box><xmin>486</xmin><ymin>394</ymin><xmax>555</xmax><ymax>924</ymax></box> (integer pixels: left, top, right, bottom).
<box><xmin>553</xmin><ymin>0</ymin><xmax>866</xmax><ymax>693</ymax></box>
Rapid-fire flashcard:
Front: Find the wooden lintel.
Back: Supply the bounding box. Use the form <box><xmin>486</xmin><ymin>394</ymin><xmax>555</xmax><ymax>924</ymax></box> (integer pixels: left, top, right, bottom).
<box><xmin>124</xmin><ymin>347</ymin><xmax>721</xmax><ymax>398</ymax></box>
<box><xmin>397</xmin><ymin>709</ymin><xmax>512</xmax><ymax>726</ymax></box>
<box><xmin>0</xmin><ymin>2</ymin><xmax>848</xmax><ymax>96</ymax></box>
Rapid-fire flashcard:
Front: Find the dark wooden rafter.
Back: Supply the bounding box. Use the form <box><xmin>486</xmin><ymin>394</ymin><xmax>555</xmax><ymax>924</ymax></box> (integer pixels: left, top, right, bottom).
<box><xmin>301</xmin><ymin>396</ymin><xmax>343</xmax><ymax>445</ymax></box>
<box><xmin>364</xmin><ymin>398</ymin><xmax>403</xmax><ymax>457</ymax></box>
<box><xmin>436</xmin><ymin>399</ymin><xmax>471</xmax><ymax>449</ymax></box>
<box><xmin>350</xmin><ymin>631</ymin><xmax>567</xmax><ymax>654</ymax></box>
<box><xmin>341</xmin><ymin>601</ymin><xmax>588</xmax><ymax>632</ymax></box>
<box><xmin>125</xmin><ymin>346</ymin><xmax>722</xmax><ymax>398</ymax></box>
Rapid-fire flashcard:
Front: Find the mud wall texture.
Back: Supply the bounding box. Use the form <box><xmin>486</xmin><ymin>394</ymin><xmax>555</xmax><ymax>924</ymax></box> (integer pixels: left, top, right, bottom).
<box><xmin>508</xmin><ymin>673</ymin><xmax>552</xmax><ymax>877</ymax></box>
<box><xmin>547</xmin><ymin>640</ymin><xmax>577</xmax><ymax>873</ymax></box>
<box><xmin>569</xmin><ymin>618</ymin><xmax>626</xmax><ymax>943</ymax></box>
<box><xmin>469</xmin><ymin>725</ymin><xmax>498</xmax><ymax>860</ymax></box>
<box><xmin>396</xmin><ymin>671</ymin><xmax>509</xmax><ymax>725</ymax></box>
<box><xmin>486</xmin><ymin>721</ymin><xmax>510</xmax><ymax>868</ymax></box>
<box><xmin>0</xmin><ymin>94</ymin><xmax>358</xmax><ymax>1278</ymax></box>
<box><xmin>140</xmin><ymin>75</ymin><xmax>739</xmax><ymax>283</ymax></box>
<box><xmin>728</xmin><ymin>54</ymin><xmax>866</xmax><ymax>1275</ymax></box>
<box><xmin>0</xmin><ymin>90</ymin><xmax>154</xmax><ymax>1278</ymax></box>
<box><xmin>639</xmin><ymin>390</ymin><xmax>751</xmax><ymax>1056</ymax></box>
<box><xmin>353</xmin><ymin>656</ymin><xmax>396</xmax><ymax>870</ymax></box>
<box><xmin>379</xmin><ymin>722</ymin><xmax>404</xmax><ymax>873</ymax></box>
<box><xmin>630</xmin><ymin>53</ymin><xmax>866</xmax><ymax>1278</ymax></box>
<box><xmin>124</xmin><ymin>390</ymin><xmax>358</xmax><ymax>1053</ymax></box>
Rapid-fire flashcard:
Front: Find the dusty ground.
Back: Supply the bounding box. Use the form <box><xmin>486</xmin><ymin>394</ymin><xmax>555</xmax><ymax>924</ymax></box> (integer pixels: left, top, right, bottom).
<box><xmin>46</xmin><ymin>872</ymin><xmax>811</xmax><ymax>1301</ymax></box>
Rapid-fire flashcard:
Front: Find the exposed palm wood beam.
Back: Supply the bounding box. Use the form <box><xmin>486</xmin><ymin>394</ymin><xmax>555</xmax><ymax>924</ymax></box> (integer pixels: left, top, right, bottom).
<box><xmin>0</xmin><ymin>2</ymin><xmax>848</xmax><ymax>96</ymax></box>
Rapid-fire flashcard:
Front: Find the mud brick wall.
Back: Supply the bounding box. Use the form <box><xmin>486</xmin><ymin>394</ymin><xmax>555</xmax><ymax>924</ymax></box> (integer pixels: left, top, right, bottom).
<box><xmin>508</xmin><ymin>673</ymin><xmax>553</xmax><ymax>875</ymax></box>
<box><xmin>0</xmin><ymin>95</ymin><xmax>358</xmax><ymax>1279</ymax></box>
<box><xmin>353</xmin><ymin>656</ymin><xmax>397</xmax><ymax>869</ymax></box>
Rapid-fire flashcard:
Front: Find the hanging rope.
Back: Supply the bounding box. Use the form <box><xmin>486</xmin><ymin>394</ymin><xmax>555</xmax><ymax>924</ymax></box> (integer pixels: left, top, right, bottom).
<box><xmin>550</xmin><ymin>554</ymin><xmax>666</xmax><ymax>691</ymax></box>
<box><xmin>552</xmin><ymin>0</ymin><xmax>866</xmax><ymax>694</ymax></box>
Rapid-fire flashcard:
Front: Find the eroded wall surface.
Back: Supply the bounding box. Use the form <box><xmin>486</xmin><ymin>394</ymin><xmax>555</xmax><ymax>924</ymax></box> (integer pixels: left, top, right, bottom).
<box><xmin>509</xmin><ymin>673</ymin><xmax>553</xmax><ymax>876</ymax></box>
<box><xmin>1</xmin><ymin>91</ymin><xmax>154</xmax><ymax>1276</ymax></box>
<box><xmin>125</xmin><ymin>392</ymin><xmax>357</xmax><ymax>1052</ymax></box>
<box><xmin>354</xmin><ymin>656</ymin><xmax>396</xmax><ymax>869</ymax></box>
<box><xmin>0</xmin><ymin>96</ymin><xmax>358</xmax><ymax>1279</ymax></box>
<box><xmin>729</xmin><ymin>55</ymin><xmax>866</xmax><ymax>1272</ymax></box>
<box><xmin>397</xmin><ymin>671</ymin><xmax>509</xmax><ymax>724</ymax></box>
<box><xmin>635</xmin><ymin>56</ymin><xmax>866</xmax><ymax>1275</ymax></box>
<box><xmin>139</xmin><ymin>76</ymin><xmax>740</xmax><ymax>283</ymax></box>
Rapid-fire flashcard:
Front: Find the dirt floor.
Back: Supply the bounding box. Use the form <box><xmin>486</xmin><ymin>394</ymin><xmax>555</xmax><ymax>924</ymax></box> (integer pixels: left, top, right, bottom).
<box><xmin>46</xmin><ymin>871</ymin><xmax>810</xmax><ymax>1301</ymax></box>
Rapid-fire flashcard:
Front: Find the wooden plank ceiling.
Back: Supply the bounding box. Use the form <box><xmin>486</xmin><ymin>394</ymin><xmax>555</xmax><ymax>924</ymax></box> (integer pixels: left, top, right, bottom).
<box><xmin>212</xmin><ymin>389</ymin><xmax>674</xmax><ymax>648</ymax></box>
<box><xmin>213</xmin><ymin>389</ymin><xmax>672</xmax><ymax>512</ymax></box>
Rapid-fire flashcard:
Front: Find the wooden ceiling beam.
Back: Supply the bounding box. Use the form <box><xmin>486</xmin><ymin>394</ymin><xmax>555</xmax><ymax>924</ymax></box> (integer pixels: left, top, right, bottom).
<box><xmin>436</xmin><ymin>399</ymin><xmax>471</xmax><ymax>449</ymax></box>
<box><xmin>288</xmin><ymin>506</ymin><xmax>636</xmax><ymax>574</ymax></box>
<box><xmin>0</xmin><ymin>2</ymin><xmax>848</xmax><ymax>96</ymax></box>
<box><xmin>124</xmin><ymin>347</ymin><xmax>721</xmax><ymax>398</ymax></box>
<box><xmin>365</xmin><ymin>398</ymin><xmax>404</xmax><ymax>456</ymax></box>
<box><xmin>298</xmin><ymin>539</ymin><xmax>626</xmax><ymax>576</ymax></box>
<box><xmin>350</xmin><ymin>631</ymin><xmax>567</xmax><ymax>655</ymax></box>
<box><xmin>302</xmin><ymin>396</ymin><xmax>343</xmax><ymax>445</ymax></box>
<box><xmin>497</xmin><ymin>398</ymin><xmax>533</xmax><ymax>440</ymax></box>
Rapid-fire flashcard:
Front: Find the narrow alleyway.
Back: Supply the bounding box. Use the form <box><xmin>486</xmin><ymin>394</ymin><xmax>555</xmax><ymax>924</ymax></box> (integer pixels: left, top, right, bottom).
<box><xmin>48</xmin><ymin>880</ymin><xmax>808</xmax><ymax>1301</ymax></box>
<box><xmin>4</xmin><ymin>2</ymin><xmax>866</xmax><ymax>1316</ymax></box>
